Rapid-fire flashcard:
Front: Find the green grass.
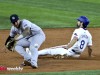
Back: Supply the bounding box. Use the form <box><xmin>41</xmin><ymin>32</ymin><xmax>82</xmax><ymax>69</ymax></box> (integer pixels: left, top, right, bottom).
<box><xmin>0</xmin><ymin>0</ymin><xmax>100</xmax><ymax>29</ymax></box>
<box><xmin>0</xmin><ymin>70</ymin><xmax>100</xmax><ymax>75</ymax></box>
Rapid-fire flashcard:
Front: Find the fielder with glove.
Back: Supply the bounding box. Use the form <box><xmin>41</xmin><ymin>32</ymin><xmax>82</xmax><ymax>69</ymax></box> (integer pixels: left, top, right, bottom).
<box><xmin>5</xmin><ymin>36</ymin><xmax>16</xmax><ymax>51</ymax></box>
<box><xmin>5</xmin><ymin>14</ymin><xmax>46</xmax><ymax>69</ymax></box>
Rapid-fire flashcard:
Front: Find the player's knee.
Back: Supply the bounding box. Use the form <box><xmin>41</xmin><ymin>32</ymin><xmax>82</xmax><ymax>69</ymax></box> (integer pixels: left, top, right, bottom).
<box><xmin>30</xmin><ymin>44</ymin><xmax>39</xmax><ymax>50</ymax></box>
<box><xmin>34</xmin><ymin>44</ymin><xmax>39</xmax><ymax>48</ymax></box>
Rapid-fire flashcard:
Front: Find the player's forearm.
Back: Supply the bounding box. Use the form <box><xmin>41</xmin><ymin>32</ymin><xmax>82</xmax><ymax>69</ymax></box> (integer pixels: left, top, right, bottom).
<box><xmin>15</xmin><ymin>27</ymin><xmax>30</xmax><ymax>41</ymax></box>
<box><xmin>15</xmin><ymin>35</ymin><xmax>24</xmax><ymax>41</ymax></box>
<box><xmin>66</xmin><ymin>37</ymin><xmax>78</xmax><ymax>49</ymax></box>
<box><xmin>22</xmin><ymin>27</ymin><xmax>30</xmax><ymax>36</ymax></box>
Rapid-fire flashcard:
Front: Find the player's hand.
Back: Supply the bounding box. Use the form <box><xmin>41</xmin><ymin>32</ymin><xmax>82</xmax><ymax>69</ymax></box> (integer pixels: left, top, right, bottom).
<box><xmin>5</xmin><ymin>38</ymin><xmax>16</xmax><ymax>51</ymax></box>
<box><xmin>90</xmin><ymin>55</ymin><xmax>95</xmax><ymax>57</ymax></box>
<box><xmin>88</xmin><ymin>54</ymin><xmax>95</xmax><ymax>59</ymax></box>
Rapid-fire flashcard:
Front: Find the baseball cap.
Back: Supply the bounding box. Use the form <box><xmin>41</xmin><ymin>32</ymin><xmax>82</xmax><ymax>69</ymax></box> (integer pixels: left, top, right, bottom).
<box><xmin>10</xmin><ymin>14</ymin><xmax>19</xmax><ymax>24</ymax></box>
<box><xmin>77</xmin><ymin>16</ymin><xmax>89</xmax><ymax>27</ymax></box>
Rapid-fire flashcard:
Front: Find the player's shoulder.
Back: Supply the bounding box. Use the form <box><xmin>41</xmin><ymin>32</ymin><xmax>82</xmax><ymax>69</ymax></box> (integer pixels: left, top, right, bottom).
<box><xmin>21</xmin><ymin>19</ymin><xmax>30</xmax><ymax>23</ymax></box>
<box><xmin>10</xmin><ymin>26</ymin><xmax>18</xmax><ymax>32</ymax></box>
<box><xmin>11</xmin><ymin>26</ymin><xmax>17</xmax><ymax>29</ymax></box>
<box><xmin>73</xmin><ymin>28</ymin><xmax>85</xmax><ymax>35</ymax></box>
<box><xmin>74</xmin><ymin>28</ymin><xmax>81</xmax><ymax>32</ymax></box>
<box><xmin>21</xmin><ymin>19</ymin><xmax>32</xmax><ymax>26</ymax></box>
<box><xmin>85</xmin><ymin>29</ymin><xmax>91</xmax><ymax>34</ymax></box>
<box><xmin>75</xmin><ymin>28</ymin><xmax>88</xmax><ymax>32</ymax></box>
<box><xmin>86</xmin><ymin>30</ymin><xmax>92</xmax><ymax>37</ymax></box>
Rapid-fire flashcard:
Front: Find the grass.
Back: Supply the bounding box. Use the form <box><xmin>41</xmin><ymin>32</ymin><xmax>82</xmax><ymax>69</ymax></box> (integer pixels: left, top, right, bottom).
<box><xmin>0</xmin><ymin>70</ymin><xmax>100</xmax><ymax>75</ymax></box>
<box><xmin>0</xmin><ymin>0</ymin><xmax>100</xmax><ymax>29</ymax></box>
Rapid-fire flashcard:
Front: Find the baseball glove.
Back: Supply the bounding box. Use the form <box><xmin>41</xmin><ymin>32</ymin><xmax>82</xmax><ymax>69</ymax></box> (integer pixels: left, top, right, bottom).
<box><xmin>5</xmin><ymin>39</ymin><xmax>16</xmax><ymax>51</ymax></box>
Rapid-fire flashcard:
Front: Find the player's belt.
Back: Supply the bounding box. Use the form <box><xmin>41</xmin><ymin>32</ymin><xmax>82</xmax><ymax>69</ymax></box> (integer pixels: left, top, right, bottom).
<box><xmin>72</xmin><ymin>49</ymin><xmax>81</xmax><ymax>54</ymax></box>
<box><xmin>25</xmin><ymin>35</ymin><xmax>33</xmax><ymax>40</ymax></box>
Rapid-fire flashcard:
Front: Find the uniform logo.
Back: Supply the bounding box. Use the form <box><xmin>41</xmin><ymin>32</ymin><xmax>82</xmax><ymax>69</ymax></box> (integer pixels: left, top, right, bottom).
<box><xmin>24</xmin><ymin>24</ymin><xmax>27</xmax><ymax>27</ymax></box>
<box><xmin>12</xmin><ymin>17</ymin><xmax>15</xmax><ymax>20</ymax></box>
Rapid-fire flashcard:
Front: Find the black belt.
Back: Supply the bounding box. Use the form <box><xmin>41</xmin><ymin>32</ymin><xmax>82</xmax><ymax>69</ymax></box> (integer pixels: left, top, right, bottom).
<box><xmin>25</xmin><ymin>35</ymin><xmax>33</xmax><ymax>40</ymax></box>
<box><xmin>72</xmin><ymin>49</ymin><xmax>81</xmax><ymax>54</ymax></box>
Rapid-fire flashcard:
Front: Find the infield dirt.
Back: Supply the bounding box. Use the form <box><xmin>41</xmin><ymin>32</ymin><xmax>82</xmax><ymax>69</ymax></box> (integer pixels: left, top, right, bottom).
<box><xmin>0</xmin><ymin>28</ymin><xmax>100</xmax><ymax>74</ymax></box>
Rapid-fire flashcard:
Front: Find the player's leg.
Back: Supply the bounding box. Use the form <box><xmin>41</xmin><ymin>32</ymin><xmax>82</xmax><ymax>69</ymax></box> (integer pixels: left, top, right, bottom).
<box><xmin>65</xmin><ymin>48</ymin><xmax>80</xmax><ymax>58</ymax></box>
<box><xmin>38</xmin><ymin>49</ymin><xmax>51</xmax><ymax>56</ymax></box>
<box><xmin>39</xmin><ymin>48</ymin><xmax>67</xmax><ymax>56</ymax></box>
<box><xmin>26</xmin><ymin>48</ymin><xmax>50</xmax><ymax>56</ymax></box>
<box><xmin>39</xmin><ymin>48</ymin><xmax>68</xmax><ymax>59</ymax></box>
<box><xmin>50</xmin><ymin>48</ymin><xmax>67</xmax><ymax>55</ymax></box>
<box><xmin>50</xmin><ymin>48</ymin><xmax>67</xmax><ymax>59</ymax></box>
<box><xmin>29</xmin><ymin>34</ymin><xmax>45</xmax><ymax>68</ymax></box>
<box><xmin>38</xmin><ymin>48</ymin><xmax>61</xmax><ymax>56</ymax></box>
<box><xmin>15</xmin><ymin>38</ymin><xmax>31</xmax><ymax>61</ymax></box>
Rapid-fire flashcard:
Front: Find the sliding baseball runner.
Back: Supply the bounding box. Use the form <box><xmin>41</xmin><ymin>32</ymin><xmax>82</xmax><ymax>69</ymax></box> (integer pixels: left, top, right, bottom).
<box><xmin>26</xmin><ymin>16</ymin><xmax>93</xmax><ymax>59</ymax></box>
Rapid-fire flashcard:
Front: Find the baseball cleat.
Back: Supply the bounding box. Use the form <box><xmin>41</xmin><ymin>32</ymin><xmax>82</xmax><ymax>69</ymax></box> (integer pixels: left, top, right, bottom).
<box><xmin>31</xmin><ymin>64</ymin><xmax>38</xmax><ymax>69</ymax></box>
<box><xmin>30</xmin><ymin>62</ymin><xmax>38</xmax><ymax>69</ymax></box>
<box><xmin>20</xmin><ymin>59</ymin><xmax>31</xmax><ymax>66</ymax></box>
<box><xmin>20</xmin><ymin>62</ymin><xmax>26</xmax><ymax>67</ymax></box>
<box><xmin>53</xmin><ymin>54</ymin><xmax>67</xmax><ymax>59</ymax></box>
<box><xmin>20</xmin><ymin>59</ymin><xmax>38</xmax><ymax>69</ymax></box>
<box><xmin>24</xmin><ymin>60</ymin><xmax>31</xmax><ymax>66</ymax></box>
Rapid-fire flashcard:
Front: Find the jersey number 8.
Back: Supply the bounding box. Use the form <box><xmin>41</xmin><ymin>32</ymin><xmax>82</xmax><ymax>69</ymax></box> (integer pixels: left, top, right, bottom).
<box><xmin>80</xmin><ymin>40</ymin><xmax>85</xmax><ymax>49</ymax></box>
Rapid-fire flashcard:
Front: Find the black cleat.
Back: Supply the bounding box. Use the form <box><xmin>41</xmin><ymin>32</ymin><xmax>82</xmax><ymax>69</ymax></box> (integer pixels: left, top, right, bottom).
<box><xmin>20</xmin><ymin>59</ymin><xmax>31</xmax><ymax>66</ymax></box>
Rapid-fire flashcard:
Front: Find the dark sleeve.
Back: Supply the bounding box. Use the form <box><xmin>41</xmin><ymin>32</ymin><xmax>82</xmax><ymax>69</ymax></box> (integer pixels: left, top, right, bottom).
<box><xmin>5</xmin><ymin>35</ymin><xmax>14</xmax><ymax>45</ymax></box>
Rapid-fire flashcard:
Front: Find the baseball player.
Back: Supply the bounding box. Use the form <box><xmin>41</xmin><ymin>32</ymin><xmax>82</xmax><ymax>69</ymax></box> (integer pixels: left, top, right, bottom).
<box><xmin>37</xmin><ymin>16</ymin><xmax>93</xmax><ymax>58</ymax></box>
<box><xmin>5</xmin><ymin>14</ymin><xmax>46</xmax><ymax>68</ymax></box>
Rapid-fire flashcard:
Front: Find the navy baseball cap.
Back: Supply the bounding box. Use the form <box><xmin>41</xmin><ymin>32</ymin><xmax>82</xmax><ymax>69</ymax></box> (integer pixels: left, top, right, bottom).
<box><xmin>10</xmin><ymin>14</ymin><xmax>19</xmax><ymax>24</ymax></box>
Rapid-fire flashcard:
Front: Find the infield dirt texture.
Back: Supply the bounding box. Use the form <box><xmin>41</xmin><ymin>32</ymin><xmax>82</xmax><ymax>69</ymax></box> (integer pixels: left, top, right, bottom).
<box><xmin>0</xmin><ymin>28</ymin><xmax>100</xmax><ymax>74</ymax></box>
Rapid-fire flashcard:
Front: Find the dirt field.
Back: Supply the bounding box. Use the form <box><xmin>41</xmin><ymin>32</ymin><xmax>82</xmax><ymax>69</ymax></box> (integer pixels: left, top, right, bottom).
<box><xmin>0</xmin><ymin>28</ymin><xmax>100</xmax><ymax>74</ymax></box>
